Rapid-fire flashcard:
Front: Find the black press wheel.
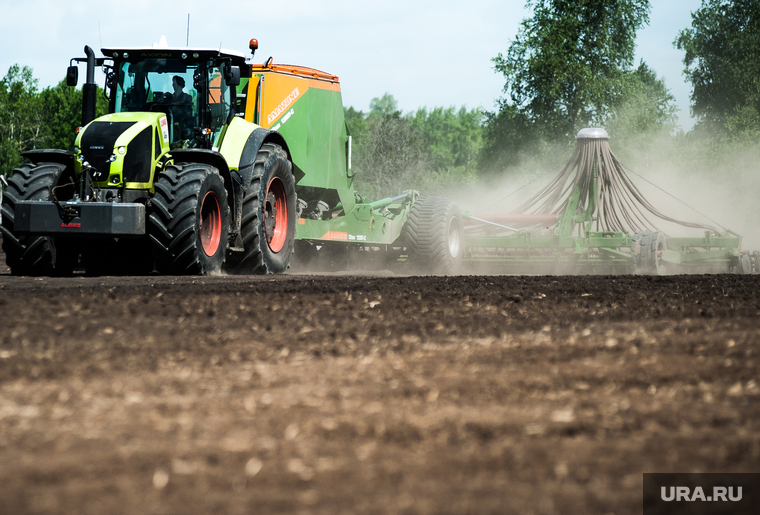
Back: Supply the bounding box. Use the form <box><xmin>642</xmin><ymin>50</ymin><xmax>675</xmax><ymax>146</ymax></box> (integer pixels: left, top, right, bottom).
<box><xmin>631</xmin><ymin>230</ymin><xmax>661</xmax><ymax>275</ymax></box>
<box><xmin>630</xmin><ymin>231</ymin><xmax>645</xmax><ymax>273</ymax></box>
<box><xmin>639</xmin><ymin>230</ymin><xmax>657</xmax><ymax>274</ymax></box>
<box><xmin>0</xmin><ymin>162</ymin><xmax>78</xmax><ymax>276</ymax></box>
<box><xmin>653</xmin><ymin>232</ymin><xmax>668</xmax><ymax>276</ymax></box>
<box><xmin>148</xmin><ymin>163</ymin><xmax>229</xmax><ymax>275</ymax></box>
<box><xmin>404</xmin><ymin>196</ymin><xmax>464</xmax><ymax>275</ymax></box>
<box><xmin>228</xmin><ymin>143</ymin><xmax>296</xmax><ymax>274</ymax></box>
<box><xmin>740</xmin><ymin>253</ymin><xmax>752</xmax><ymax>275</ymax></box>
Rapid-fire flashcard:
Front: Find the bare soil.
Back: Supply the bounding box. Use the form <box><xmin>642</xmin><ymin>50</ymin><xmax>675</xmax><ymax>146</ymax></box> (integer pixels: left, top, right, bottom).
<box><xmin>1</xmin><ymin>239</ymin><xmax>759</xmax><ymax>514</ymax></box>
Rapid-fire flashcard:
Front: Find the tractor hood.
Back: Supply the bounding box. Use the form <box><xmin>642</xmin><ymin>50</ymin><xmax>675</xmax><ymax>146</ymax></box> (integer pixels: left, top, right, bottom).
<box><xmin>74</xmin><ymin>112</ymin><xmax>170</xmax><ymax>189</ymax></box>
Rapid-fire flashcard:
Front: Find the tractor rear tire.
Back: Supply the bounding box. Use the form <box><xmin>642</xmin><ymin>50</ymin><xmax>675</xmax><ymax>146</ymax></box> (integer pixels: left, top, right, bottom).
<box><xmin>227</xmin><ymin>143</ymin><xmax>296</xmax><ymax>274</ymax></box>
<box><xmin>148</xmin><ymin>163</ymin><xmax>229</xmax><ymax>275</ymax></box>
<box><xmin>404</xmin><ymin>196</ymin><xmax>463</xmax><ymax>275</ymax></box>
<box><xmin>0</xmin><ymin>163</ymin><xmax>78</xmax><ymax>276</ymax></box>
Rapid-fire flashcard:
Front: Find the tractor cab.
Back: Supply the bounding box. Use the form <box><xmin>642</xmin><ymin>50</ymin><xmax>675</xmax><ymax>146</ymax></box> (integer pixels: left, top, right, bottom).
<box><xmin>102</xmin><ymin>48</ymin><xmax>245</xmax><ymax>149</ymax></box>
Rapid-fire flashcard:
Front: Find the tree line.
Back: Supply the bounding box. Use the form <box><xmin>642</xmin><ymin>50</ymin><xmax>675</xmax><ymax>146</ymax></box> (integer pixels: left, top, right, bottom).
<box><xmin>2</xmin><ymin>0</ymin><xmax>757</xmax><ymax>195</ymax></box>
<box><xmin>0</xmin><ymin>66</ymin><xmax>107</xmax><ymax>177</ymax></box>
<box><xmin>345</xmin><ymin>94</ymin><xmax>484</xmax><ymax>197</ymax></box>
<box><xmin>345</xmin><ymin>0</ymin><xmax>760</xmax><ymax>194</ymax></box>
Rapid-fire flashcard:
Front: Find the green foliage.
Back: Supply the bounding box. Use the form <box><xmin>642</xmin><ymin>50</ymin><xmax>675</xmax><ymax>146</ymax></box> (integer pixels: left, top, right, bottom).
<box><xmin>368</xmin><ymin>93</ymin><xmax>399</xmax><ymax>119</ymax></box>
<box><xmin>352</xmin><ymin>111</ymin><xmax>432</xmax><ymax>198</ymax></box>
<box><xmin>349</xmin><ymin>94</ymin><xmax>433</xmax><ymax>197</ymax></box>
<box><xmin>606</xmin><ymin>61</ymin><xmax>677</xmax><ymax>138</ymax></box>
<box><xmin>346</xmin><ymin>94</ymin><xmax>484</xmax><ymax>197</ymax></box>
<box><xmin>482</xmin><ymin>0</ymin><xmax>676</xmax><ymax>174</ymax></box>
<box><xmin>675</xmin><ymin>0</ymin><xmax>760</xmax><ymax>140</ymax></box>
<box><xmin>0</xmin><ymin>65</ymin><xmax>108</xmax><ymax>180</ymax></box>
<box><xmin>409</xmin><ymin>106</ymin><xmax>483</xmax><ymax>177</ymax></box>
<box><xmin>493</xmin><ymin>0</ymin><xmax>652</xmax><ymax>139</ymax></box>
<box><xmin>0</xmin><ymin>65</ymin><xmax>45</xmax><ymax>174</ymax></box>
<box><xmin>344</xmin><ymin>105</ymin><xmax>368</xmax><ymax>139</ymax></box>
<box><xmin>723</xmin><ymin>104</ymin><xmax>760</xmax><ymax>143</ymax></box>
<box><xmin>40</xmin><ymin>80</ymin><xmax>108</xmax><ymax>151</ymax></box>
<box><xmin>479</xmin><ymin>101</ymin><xmax>552</xmax><ymax>173</ymax></box>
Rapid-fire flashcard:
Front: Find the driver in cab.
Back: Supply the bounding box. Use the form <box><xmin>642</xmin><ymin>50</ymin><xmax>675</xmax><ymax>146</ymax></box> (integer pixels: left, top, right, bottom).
<box><xmin>169</xmin><ymin>76</ymin><xmax>192</xmax><ymax>107</ymax></box>
<box><xmin>164</xmin><ymin>75</ymin><xmax>193</xmax><ymax>144</ymax></box>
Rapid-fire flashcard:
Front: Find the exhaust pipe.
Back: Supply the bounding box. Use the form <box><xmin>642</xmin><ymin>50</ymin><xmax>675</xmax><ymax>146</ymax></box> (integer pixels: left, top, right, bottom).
<box><xmin>81</xmin><ymin>45</ymin><xmax>97</xmax><ymax>126</ymax></box>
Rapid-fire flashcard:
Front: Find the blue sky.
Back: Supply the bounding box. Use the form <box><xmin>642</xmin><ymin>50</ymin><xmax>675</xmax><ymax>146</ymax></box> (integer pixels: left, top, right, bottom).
<box><xmin>0</xmin><ymin>0</ymin><xmax>701</xmax><ymax>130</ymax></box>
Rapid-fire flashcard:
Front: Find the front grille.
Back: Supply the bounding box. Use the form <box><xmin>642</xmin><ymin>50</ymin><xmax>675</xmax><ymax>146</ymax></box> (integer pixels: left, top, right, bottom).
<box><xmin>123</xmin><ymin>126</ymin><xmax>152</xmax><ymax>183</ymax></box>
<box><xmin>81</xmin><ymin>121</ymin><xmax>136</xmax><ymax>181</ymax></box>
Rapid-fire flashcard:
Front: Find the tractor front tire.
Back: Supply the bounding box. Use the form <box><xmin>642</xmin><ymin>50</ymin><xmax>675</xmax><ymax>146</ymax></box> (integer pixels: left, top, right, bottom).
<box><xmin>0</xmin><ymin>163</ymin><xmax>78</xmax><ymax>276</ymax></box>
<box><xmin>404</xmin><ymin>196</ymin><xmax>464</xmax><ymax>275</ymax></box>
<box><xmin>148</xmin><ymin>163</ymin><xmax>229</xmax><ymax>275</ymax></box>
<box><xmin>228</xmin><ymin>143</ymin><xmax>296</xmax><ymax>274</ymax></box>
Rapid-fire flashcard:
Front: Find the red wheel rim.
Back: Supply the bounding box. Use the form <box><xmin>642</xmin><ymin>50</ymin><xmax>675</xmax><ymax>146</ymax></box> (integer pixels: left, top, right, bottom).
<box><xmin>264</xmin><ymin>177</ymin><xmax>288</xmax><ymax>253</ymax></box>
<box><xmin>199</xmin><ymin>190</ymin><xmax>222</xmax><ymax>256</ymax></box>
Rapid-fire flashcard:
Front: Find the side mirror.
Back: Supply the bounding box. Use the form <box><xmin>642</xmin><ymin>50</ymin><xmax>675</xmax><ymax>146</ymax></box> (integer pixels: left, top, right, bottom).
<box><xmin>66</xmin><ymin>66</ymin><xmax>78</xmax><ymax>87</ymax></box>
<box><xmin>226</xmin><ymin>67</ymin><xmax>241</xmax><ymax>87</ymax></box>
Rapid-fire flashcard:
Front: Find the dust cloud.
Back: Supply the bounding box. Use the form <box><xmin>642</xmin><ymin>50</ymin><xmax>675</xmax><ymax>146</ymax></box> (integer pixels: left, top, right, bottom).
<box><xmin>614</xmin><ymin>134</ymin><xmax>760</xmax><ymax>250</ymax></box>
<box><xmin>450</xmin><ymin>129</ymin><xmax>760</xmax><ymax>252</ymax></box>
<box><xmin>290</xmin><ymin>129</ymin><xmax>757</xmax><ymax>276</ymax></box>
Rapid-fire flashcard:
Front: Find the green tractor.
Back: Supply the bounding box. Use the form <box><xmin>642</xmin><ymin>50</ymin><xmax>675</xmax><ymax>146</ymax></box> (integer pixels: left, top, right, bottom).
<box><xmin>0</xmin><ymin>40</ymin><xmax>465</xmax><ymax>276</ymax></box>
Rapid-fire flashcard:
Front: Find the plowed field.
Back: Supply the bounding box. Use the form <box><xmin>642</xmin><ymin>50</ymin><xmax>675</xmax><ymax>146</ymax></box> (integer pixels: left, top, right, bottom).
<box><xmin>1</xmin><ymin>239</ymin><xmax>759</xmax><ymax>514</ymax></box>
